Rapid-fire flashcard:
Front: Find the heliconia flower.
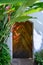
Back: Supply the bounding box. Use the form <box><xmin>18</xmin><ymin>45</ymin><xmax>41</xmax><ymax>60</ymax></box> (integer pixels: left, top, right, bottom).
<box><xmin>6</xmin><ymin>6</ymin><xmax>10</xmax><ymax>10</ymax></box>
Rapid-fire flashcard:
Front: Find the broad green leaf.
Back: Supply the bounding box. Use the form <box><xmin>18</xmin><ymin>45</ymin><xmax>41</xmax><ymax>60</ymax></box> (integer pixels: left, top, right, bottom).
<box><xmin>12</xmin><ymin>0</ymin><xmax>38</xmax><ymax>19</ymax></box>
<box><xmin>0</xmin><ymin>0</ymin><xmax>27</xmax><ymax>3</ymax></box>
<box><xmin>10</xmin><ymin>16</ymin><xmax>36</xmax><ymax>23</ymax></box>
<box><xmin>32</xmin><ymin>2</ymin><xmax>43</xmax><ymax>8</ymax></box>
<box><xmin>15</xmin><ymin>16</ymin><xmax>36</xmax><ymax>22</ymax></box>
<box><xmin>22</xmin><ymin>7</ymin><xmax>43</xmax><ymax>15</ymax></box>
<box><xmin>23</xmin><ymin>2</ymin><xmax>43</xmax><ymax>15</ymax></box>
<box><xmin>22</xmin><ymin>2</ymin><xmax>43</xmax><ymax>15</ymax></box>
<box><xmin>0</xmin><ymin>0</ymin><xmax>38</xmax><ymax>5</ymax></box>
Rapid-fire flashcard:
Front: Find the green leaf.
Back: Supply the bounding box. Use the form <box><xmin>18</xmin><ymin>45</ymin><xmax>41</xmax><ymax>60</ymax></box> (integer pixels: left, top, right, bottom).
<box><xmin>0</xmin><ymin>0</ymin><xmax>38</xmax><ymax>5</ymax></box>
<box><xmin>11</xmin><ymin>0</ymin><xmax>38</xmax><ymax>20</ymax></box>
<box><xmin>0</xmin><ymin>43</ymin><xmax>11</xmax><ymax>65</ymax></box>
<box><xmin>12</xmin><ymin>16</ymin><xmax>36</xmax><ymax>22</ymax></box>
<box><xmin>22</xmin><ymin>2</ymin><xmax>43</xmax><ymax>15</ymax></box>
<box><xmin>0</xmin><ymin>0</ymin><xmax>26</xmax><ymax>3</ymax></box>
<box><xmin>32</xmin><ymin>2</ymin><xmax>43</xmax><ymax>8</ymax></box>
<box><xmin>0</xmin><ymin>15</ymin><xmax>4</xmax><ymax>20</ymax></box>
<box><xmin>22</xmin><ymin>7</ymin><xmax>43</xmax><ymax>15</ymax></box>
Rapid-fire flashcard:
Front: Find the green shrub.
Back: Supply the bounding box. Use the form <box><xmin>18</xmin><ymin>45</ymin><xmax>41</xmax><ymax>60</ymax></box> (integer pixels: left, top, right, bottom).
<box><xmin>34</xmin><ymin>50</ymin><xmax>43</xmax><ymax>65</ymax></box>
<box><xmin>0</xmin><ymin>43</ymin><xmax>11</xmax><ymax>65</ymax></box>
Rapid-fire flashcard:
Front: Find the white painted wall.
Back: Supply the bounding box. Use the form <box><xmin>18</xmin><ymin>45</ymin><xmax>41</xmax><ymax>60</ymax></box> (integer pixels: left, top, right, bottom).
<box><xmin>7</xmin><ymin>32</ymin><xmax>12</xmax><ymax>59</ymax></box>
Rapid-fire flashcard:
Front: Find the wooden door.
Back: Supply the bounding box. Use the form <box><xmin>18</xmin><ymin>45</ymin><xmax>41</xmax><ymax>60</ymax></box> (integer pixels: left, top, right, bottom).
<box><xmin>12</xmin><ymin>21</ymin><xmax>33</xmax><ymax>58</ymax></box>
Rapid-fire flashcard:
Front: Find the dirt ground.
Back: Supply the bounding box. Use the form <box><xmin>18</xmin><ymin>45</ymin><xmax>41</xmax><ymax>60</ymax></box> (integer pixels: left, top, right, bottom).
<box><xmin>11</xmin><ymin>58</ymin><xmax>33</xmax><ymax>65</ymax></box>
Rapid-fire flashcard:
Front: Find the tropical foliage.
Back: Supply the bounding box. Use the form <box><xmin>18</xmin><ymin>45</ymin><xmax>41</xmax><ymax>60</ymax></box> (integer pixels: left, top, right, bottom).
<box><xmin>0</xmin><ymin>1</ymin><xmax>43</xmax><ymax>43</ymax></box>
<box><xmin>0</xmin><ymin>14</ymin><xmax>11</xmax><ymax>65</ymax></box>
<box><xmin>34</xmin><ymin>50</ymin><xmax>43</xmax><ymax>65</ymax></box>
<box><xmin>0</xmin><ymin>43</ymin><xmax>11</xmax><ymax>65</ymax></box>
